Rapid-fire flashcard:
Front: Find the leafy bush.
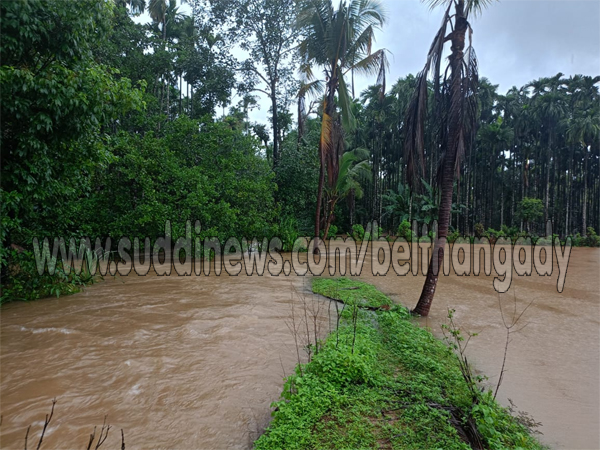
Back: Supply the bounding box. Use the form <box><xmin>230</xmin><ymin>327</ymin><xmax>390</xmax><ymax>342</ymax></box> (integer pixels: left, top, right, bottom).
<box><xmin>447</xmin><ymin>230</ymin><xmax>460</xmax><ymax>243</ymax></box>
<box><xmin>276</xmin><ymin>217</ymin><xmax>299</xmax><ymax>251</ymax></box>
<box><xmin>351</xmin><ymin>224</ymin><xmax>365</xmax><ymax>241</ymax></box>
<box><xmin>1</xmin><ymin>249</ymin><xmax>96</xmax><ymax>304</ymax></box>
<box><xmin>397</xmin><ymin>220</ymin><xmax>411</xmax><ymax>238</ymax></box>
<box><xmin>534</xmin><ymin>238</ymin><xmax>552</xmax><ymax>246</ymax></box>
<box><xmin>572</xmin><ymin>228</ymin><xmax>600</xmax><ymax>247</ymax></box>
<box><xmin>475</xmin><ymin>223</ymin><xmax>485</xmax><ymax>238</ymax></box>
<box><xmin>321</xmin><ymin>224</ymin><xmax>339</xmax><ymax>239</ymax></box>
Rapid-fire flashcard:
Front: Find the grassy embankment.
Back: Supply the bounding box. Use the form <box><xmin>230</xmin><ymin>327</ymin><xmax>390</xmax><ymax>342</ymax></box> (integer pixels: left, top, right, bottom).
<box><xmin>255</xmin><ymin>278</ymin><xmax>545</xmax><ymax>450</ymax></box>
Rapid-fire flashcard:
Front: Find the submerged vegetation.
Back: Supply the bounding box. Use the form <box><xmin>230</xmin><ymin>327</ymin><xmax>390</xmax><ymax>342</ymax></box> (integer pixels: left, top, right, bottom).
<box><xmin>256</xmin><ymin>279</ymin><xmax>545</xmax><ymax>449</ymax></box>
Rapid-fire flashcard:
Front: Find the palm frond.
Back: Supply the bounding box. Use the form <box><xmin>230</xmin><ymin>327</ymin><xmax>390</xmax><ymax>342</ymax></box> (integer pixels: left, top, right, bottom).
<box><xmin>403</xmin><ymin>2</ymin><xmax>451</xmax><ymax>190</ymax></box>
<box><xmin>338</xmin><ymin>73</ymin><xmax>357</xmax><ymax>132</ymax></box>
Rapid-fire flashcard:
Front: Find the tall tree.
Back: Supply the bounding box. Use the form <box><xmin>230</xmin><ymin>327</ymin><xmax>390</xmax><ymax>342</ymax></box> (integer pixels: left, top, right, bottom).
<box><xmin>231</xmin><ymin>0</ymin><xmax>298</xmax><ymax>167</ymax></box>
<box><xmin>296</xmin><ymin>0</ymin><xmax>388</xmax><ymax>243</ymax></box>
<box><xmin>405</xmin><ymin>0</ymin><xmax>492</xmax><ymax>316</ymax></box>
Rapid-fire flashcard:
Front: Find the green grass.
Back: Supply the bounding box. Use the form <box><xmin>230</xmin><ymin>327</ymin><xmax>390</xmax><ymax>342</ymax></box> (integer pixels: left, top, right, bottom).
<box><xmin>255</xmin><ymin>278</ymin><xmax>546</xmax><ymax>450</ymax></box>
<box><xmin>312</xmin><ymin>277</ymin><xmax>393</xmax><ymax>309</ymax></box>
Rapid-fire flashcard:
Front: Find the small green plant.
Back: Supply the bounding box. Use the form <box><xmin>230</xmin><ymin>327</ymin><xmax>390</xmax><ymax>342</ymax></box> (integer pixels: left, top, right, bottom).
<box><xmin>397</xmin><ymin>219</ymin><xmax>411</xmax><ymax>238</ymax></box>
<box><xmin>475</xmin><ymin>222</ymin><xmax>485</xmax><ymax>238</ymax></box>
<box><xmin>321</xmin><ymin>224</ymin><xmax>338</xmax><ymax>239</ymax></box>
<box><xmin>277</xmin><ymin>217</ymin><xmax>300</xmax><ymax>251</ymax></box>
<box><xmin>351</xmin><ymin>224</ymin><xmax>365</xmax><ymax>241</ymax></box>
<box><xmin>447</xmin><ymin>230</ymin><xmax>460</xmax><ymax>243</ymax></box>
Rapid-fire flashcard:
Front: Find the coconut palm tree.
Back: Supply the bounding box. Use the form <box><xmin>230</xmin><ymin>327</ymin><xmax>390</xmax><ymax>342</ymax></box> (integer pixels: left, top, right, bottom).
<box><xmin>405</xmin><ymin>0</ymin><xmax>494</xmax><ymax>316</ymax></box>
<box><xmin>296</xmin><ymin>0</ymin><xmax>388</xmax><ymax>244</ymax></box>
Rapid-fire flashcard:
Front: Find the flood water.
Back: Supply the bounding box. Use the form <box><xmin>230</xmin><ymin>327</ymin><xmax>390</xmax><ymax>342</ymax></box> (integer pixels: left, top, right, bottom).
<box><xmin>1</xmin><ymin>246</ymin><xmax>598</xmax><ymax>449</ymax></box>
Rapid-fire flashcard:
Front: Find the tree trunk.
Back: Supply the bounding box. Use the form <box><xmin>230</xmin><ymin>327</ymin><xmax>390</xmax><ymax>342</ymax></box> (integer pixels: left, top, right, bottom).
<box><xmin>322</xmin><ymin>199</ymin><xmax>338</xmax><ymax>241</ymax></box>
<box><xmin>349</xmin><ymin>188</ymin><xmax>355</xmax><ymax>227</ymax></box>
<box><xmin>413</xmin><ymin>1</ymin><xmax>467</xmax><ymax>316</ymax></box>
<box><xmin>566</xmin><ymin>146</ymin><xmax>572</xmax><ymax>236</ymax></box>
<box><xmin>271</xmin><ymin>81</ymin><xmax>279</xmax><ymax>167</ymax></box>
<box><xmin>315</xmin><ymin>73</ymin><xmax>338</xmax><ymax>249</ymax></box>
<box><xmin>166</xmin><ymin>75</ymin><xmax>170</xmax><ymax>120</ymax></box>
<box><xmin>544</xmin><ymin>134</ymin><xmax>551</xmax><ymax>224</ymax></box>
<box><xmin>583</xmin><ymin>144</ymin><xmax>588</xmax><ymax>236</ymax></box>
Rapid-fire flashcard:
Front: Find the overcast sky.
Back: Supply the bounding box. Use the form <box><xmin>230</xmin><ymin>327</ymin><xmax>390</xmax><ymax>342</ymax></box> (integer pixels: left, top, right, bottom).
<box><xmin>136</xmin><ymin>0</ymin><xmax>600</xmax><ymax>124</ymax></box>
<box><xmin>255</xmin><ymin>0</ymin><xmax>600</xmax><ymax>125</ymax></box>
<box><xmin>376</xmin><ymin>0</ymin><xmax>600</xmax><ymax>93</ymax></box>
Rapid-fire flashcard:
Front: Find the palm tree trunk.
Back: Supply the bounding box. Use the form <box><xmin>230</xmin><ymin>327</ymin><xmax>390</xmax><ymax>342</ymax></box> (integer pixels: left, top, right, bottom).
<box><xmin>271</xmin><ymin>81</ymin><xmax>279</xmax><ymax>167</ymax></box>
<box><xmin>166</xmin><ymin>75</ymin><xmax>170</xmax><ymax>120</ymax></box>
<box><xmin>566</xmin><ymin>146</ymin><xmax>572</xmax><ymax>235</ymax></box>
<box><xmin>314</xmin><ymin>103</ymin><xmax>328</xmax><ymax>246</ymax></box>
<box><xmin>583</xmin><ymin>144</ymin><xmax>588</xmax><ymax>236</ymax></box>
<box><xmin>349</xmin><ymin>188</ymin><xmax>355</xmax><ymax>227</ymax></box>
<box><xmin>544</xmin><ymin>135</ymin><xmax>551</xmax><ymax>224</ymax></box>
<box><xmin>315</xmin><ymin>73</ymin><xmax>338</xmax><ymax>248</ymax></box>
<box><xmin>413</xmin><ymin>0</ymin><xmax>467</xmax><ymax>316</ymax></box>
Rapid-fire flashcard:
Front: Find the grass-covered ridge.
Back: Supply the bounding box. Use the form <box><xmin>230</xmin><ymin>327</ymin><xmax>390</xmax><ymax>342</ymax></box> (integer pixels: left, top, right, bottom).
<box><xmin>312</xmin><ymin>277</ymin><xmax>393</xmax><ymax>309</ymax></box>
<box><xmin>255</xmin><ymin>278</ymin><xmax>545</xmax><ymax>450</ymax></box>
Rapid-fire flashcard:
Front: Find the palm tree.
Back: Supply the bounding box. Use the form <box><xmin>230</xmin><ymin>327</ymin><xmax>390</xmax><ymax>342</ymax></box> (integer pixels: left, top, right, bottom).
<box><xmin>114</xmin><ymin>0</ymin><xmax>146</xmax><ymax>15</ymax></box>
<box><xmin>568</xmin><ymin>112</ymin><xmax>599</xmax><ymax>236</ymax></box>
<box><xmin>296</xmin><ymin>0</ymin><xmax>388</xmax><ymax>244</ymax></box>
<box><xmin>323</xmin><ymin>148</ymin><xmax>372</xmax><ymax>238</ymax></box>
<box><xmin>405</xmin><ymin>0</ymin><xmax>493</xmax><ymax>316</ymax></box>
<box><xmin>528</xmin><ymin>74</ymin><xmax>567</xmax><ymax>224</ymax></box>
<box><xmin>149</xmin><ymin>0</ymin><xmax>168</xmax><ymax>39</ymax></box>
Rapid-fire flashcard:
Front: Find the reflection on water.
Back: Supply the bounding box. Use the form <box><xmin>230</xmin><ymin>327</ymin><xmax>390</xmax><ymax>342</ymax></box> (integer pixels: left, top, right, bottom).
<box><xmin>1</xmin><ymin>247</ymin><xmax>598</xmax><ymax>449</ymax></box>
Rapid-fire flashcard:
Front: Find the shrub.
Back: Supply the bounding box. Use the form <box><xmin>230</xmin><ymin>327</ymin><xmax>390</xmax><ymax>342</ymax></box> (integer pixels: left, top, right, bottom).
<box><xmin>1</xmin><ymin>249</ymin><xmax>96</xmax><ymax>304</ymax></box>
<box><xmin>351</xmin><ymin>224</ymin><xmax>365</xmax><ymax>241</ymax></box>
<box><xmin>447</xmin><ymin>230</ymin><xmax>460</xmax><ymax>243</ymax></box>
<box><xmin>277</xmin><ymin>217</ymin><xmax>299</xmax><ymax>251</ymax></box>
<box><xmin>475</xmin><ymin>223</ymin><xmax>485</xmax><ymax>238</ymax></box>
<box><xmin>397</xmin><ymin>220</ymin><xmax>411</xmax><ymax>239</ymax></box>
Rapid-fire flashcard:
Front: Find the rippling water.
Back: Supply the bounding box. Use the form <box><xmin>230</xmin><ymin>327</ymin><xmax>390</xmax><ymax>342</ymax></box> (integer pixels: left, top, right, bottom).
<box><xmin>1</xmin><ymin>247</ymin><xmax>598</xmax><ymax>449</ymax></box>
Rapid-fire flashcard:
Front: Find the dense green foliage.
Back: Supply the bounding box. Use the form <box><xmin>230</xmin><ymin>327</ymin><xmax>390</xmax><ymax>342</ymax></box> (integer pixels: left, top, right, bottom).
<box><xmin>255</xmin><ymin>279</ymin><xmax>545</xmax><ymax>449</ymax></box>
<box><xmin>74</xmin><ymin>118</ymin><xmax>276</xmax><ymax>241</ymax></box>
<box><xmin>0</xmin><ymin>0</ymin><xmax>282</xmax><ymax>302</ymax></box>
<box><xmin>1</xmin><ymin>0</ymin><xmax>598</xmax><ymax>306</ymax></box>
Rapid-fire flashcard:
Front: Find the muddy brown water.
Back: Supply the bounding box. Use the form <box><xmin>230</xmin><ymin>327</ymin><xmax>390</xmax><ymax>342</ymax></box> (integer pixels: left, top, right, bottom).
<box><xmin>1</xmin><ymin>246</ymin><xmax>598</xmax><ymax>449</ymax></box>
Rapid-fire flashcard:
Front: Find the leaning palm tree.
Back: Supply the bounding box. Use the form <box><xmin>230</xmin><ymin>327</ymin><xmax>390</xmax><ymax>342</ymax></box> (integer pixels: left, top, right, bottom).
<box><xmin>405</xmin><ymin>0</ymin><xmax>494</xmax><ymax>316</ymax></box>
<box><xmin>296</xmin><ymin>0</ymin><xmax>388</xmax><ymax>244</ymax></box>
